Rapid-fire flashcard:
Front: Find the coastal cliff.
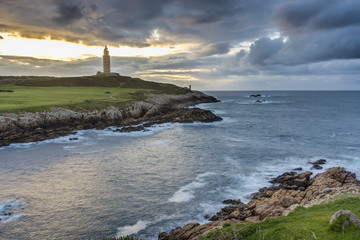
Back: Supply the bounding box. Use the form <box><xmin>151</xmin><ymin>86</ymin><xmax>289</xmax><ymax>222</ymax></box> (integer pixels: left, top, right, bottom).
<box><xmin>0</xmin><ymin>91</ymin><xmax>221</xmax><ymax>147</ymax></box>
<box><xmin>159</xmin><ymin>167</ymin><xmax>360</xmax><ymax>240</ymax></box>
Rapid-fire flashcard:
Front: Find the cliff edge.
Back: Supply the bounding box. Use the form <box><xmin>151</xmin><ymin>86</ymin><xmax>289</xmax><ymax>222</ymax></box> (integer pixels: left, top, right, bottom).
<box><xmin>0</xmin><ymin>91</ymin><xmax>221</xmax><ymax>147</ymax></box>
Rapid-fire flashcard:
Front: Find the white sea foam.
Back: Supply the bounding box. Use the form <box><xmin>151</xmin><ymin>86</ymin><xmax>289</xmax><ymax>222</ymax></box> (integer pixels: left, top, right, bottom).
<box><xmin>152</xmin><ymin>139</ymin><xmax>170</xmax><ymax>145</ymax></box>
<box><xmin>0</xmin><ymin>198</ymin><xmax>27</xmax><ymax>224</ymax></box>
<box><xmin>221</xmin><ymin>99</ymin><xmax>236</xmax><ymax>103</ymax></box>
<box><xmin>222</xmin><ymin>155</ymin><xmax>334</xmax><ymax>202</ymax></box>
<box><xmin>116</xmin><ymin>220</ymin><xmax>150</xmax><ymax>237</ymax></box>
<box><xmin>169</xmin><ymin>172</ymin><xmax>215</xmax><ymax>203</ymax></box>
<box><xmin>226</xmin><ymin>136</ymin><xmax>245</xmax><ymax>142</ymax></box>
<box><xmin>116</xmin><ymin>214</ymin><xmax>181</xmax><ymax>238</ymax></box>
<box><xmin>219</xmin><ymin>117</ymin><xmax>237</xmax><ymax>124</ymax></box>
<box><xmin>212</xmin><ymin>109</ymin><xmax>227</xmax><ymax>115</ymax></box>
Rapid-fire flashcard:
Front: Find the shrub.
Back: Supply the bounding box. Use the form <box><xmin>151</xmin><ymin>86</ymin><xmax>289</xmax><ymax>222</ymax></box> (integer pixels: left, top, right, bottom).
<box><xmin>329</xmin><ymin>215</ymin><xmax>359</xmax><ymax>232</ymax></box>
<box><xmin>222</xmin><ymin>222</ymin><xmax>232</xmax><ymax>228</ymax></box>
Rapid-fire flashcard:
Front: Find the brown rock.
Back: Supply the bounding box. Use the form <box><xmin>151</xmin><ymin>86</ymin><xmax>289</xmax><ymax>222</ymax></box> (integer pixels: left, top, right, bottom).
<box><xmin>229</xmin><ymin>210</ymin><xmax>240</xmax><ymax>219</ymax></box>
<box><xmin>158</xmin><ymin>232</ymin><xmax>169</xmax><ymax>240</ymax></box>
<box><xmin>244</xmin><ymin>216</ymin><xmax>260</xmax><ymax>222</ymax></box>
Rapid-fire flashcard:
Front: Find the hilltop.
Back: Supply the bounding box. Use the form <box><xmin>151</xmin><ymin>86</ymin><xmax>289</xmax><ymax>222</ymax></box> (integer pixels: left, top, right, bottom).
<box><xmin>0</xmin><ymin>75</ymin><xmax>189</xmax><ymax>92</ymax></box>
<box><xmin>0</xmin><ymin>75</ymin><xmax>192</xmax><ymax>113</ymax></box>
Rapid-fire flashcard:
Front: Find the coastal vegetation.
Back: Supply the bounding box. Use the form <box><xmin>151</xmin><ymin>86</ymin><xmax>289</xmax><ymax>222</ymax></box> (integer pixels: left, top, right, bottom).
<box><xmin>0</xmin><ymin>75</ymin><xmax>190</xmax><ymax>113</ymax></box>
<box><xmin>202</xmin><ymin>197</ymin><xmax>360</xmax><ymax>240</ymax></box>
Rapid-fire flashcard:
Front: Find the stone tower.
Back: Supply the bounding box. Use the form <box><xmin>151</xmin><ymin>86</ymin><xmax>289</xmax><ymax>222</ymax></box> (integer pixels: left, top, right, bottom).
<box><xmin>103</xmin><ymin>45</ymin><xmax>110</xmax><ymax>73</ymax></box>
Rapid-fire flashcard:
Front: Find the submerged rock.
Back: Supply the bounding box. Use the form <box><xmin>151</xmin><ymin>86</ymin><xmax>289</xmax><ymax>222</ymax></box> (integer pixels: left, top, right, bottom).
<box><xmin>312</xmin><ymin>164</ymin><xmax>323</xmax><ymax>170</ymax></box>
<box><xmin>309</xmin><ymin>159</ymin><xmax>327</xmax><ymax>165</ymax></box>
<box><xmin>113</xmin><ymin>125</ymin><xmax>145</xmax><ymax>132</ymax></box>
<box><xmin>292</xmin><ymin>167</ymin><xmax>303</xmax><ymax>171</ymax></box>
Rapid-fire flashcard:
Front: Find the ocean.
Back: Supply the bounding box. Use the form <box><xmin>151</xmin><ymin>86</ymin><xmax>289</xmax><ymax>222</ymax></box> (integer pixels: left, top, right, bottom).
<box><xmin>1</xmin><ymin>91</ymin><xmax>359</xmax><ymax>239</ymax></box>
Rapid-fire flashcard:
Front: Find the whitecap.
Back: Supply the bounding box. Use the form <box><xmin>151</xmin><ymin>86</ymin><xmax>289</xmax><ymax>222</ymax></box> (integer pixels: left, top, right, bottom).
<box><xmin>0</xmin><ymin>198</ymin><xmax>27</xmax><ymax>224</ymax></box>
<box><xmin>116</xmin><ymin>220</ymin><xmax>150</xmax><ymax>237</ymax></box>
<box><xmin>152</xmin><ymin>139</ymin><xmax>170</xmax><ymax>145</ymax></box>
<box><xmin>168</xmin><ymin>172</ymin><xmax>215</xmax><ymax>203</ymax></box>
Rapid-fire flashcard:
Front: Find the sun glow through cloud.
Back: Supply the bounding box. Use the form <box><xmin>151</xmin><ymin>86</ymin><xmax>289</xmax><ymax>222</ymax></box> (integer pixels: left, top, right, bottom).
<box><xmin>0</xmin><ymin>32</ymin><xmax>182</xmax><ymax>61</ymax></box>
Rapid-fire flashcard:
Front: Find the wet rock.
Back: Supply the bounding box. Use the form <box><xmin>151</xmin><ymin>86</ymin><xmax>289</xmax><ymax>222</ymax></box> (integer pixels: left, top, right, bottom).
<box><xmin>69</xmin><ymin>137</ymin><xmax>78</xmax><ymax>141</ymax></box>
<box><xmin>209</xmin><ymin>200</ymin><xmax>247</xmax><ymax>221</ymax></box>
<box><xmin>113</xmin><ymin>125</ymin><xmax>145</xmax><ymax>132</ymax></box>
<box><xmin>171</xmin><ymin>108</ymin><xmax>222</xmax><ymax>123</ymax></box>
<box><xmin>223</xmin><ymin>199</ymin><xmax>242</xmax><ymax>205</ymax></box>
<box><xmin>269</xmin><ymin>171</ymin><xmax>312</xmax><ymax>190</ymax></box>
<box><xmin>309</xmin><ymin>159</ymin><xmax>327</xmax><ymax>165</ymax></box>
<box><xmin>293</xmin><ymin>167</ymin><xmax>302</xmax><ymax>171</ymax></box>
<box><xmin>158</xmin><ymin>232</ymin><xmax>169</xmax><ymax>240</ymax></box>
<box><xmin>312</xmin><ymin>164</ymin><xmax>323</xmax><ymax>170</ymax></box>
<box><xmin>250</xmin><ymin>94</ymin><xmax>261</xmax><ymax>97</ymax></box>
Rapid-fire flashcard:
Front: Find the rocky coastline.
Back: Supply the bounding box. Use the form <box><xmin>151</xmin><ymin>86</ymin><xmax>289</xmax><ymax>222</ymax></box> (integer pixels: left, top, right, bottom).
<box><xmin>0</xmin><ymin>91</ymin><xmax>221</xmax><ymax>147</ymax></box>
<box><xmin>159</xmin><ymin>166</ymin><xmax>360</xmax><ymax>240</ymax></box>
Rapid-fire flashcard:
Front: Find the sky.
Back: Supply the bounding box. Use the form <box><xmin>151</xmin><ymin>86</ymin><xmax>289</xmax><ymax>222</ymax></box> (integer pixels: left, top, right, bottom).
<box><xmin>0</xmin><ymin>0</ymin><xmax>360</xmax><ymax>90</ymax></box>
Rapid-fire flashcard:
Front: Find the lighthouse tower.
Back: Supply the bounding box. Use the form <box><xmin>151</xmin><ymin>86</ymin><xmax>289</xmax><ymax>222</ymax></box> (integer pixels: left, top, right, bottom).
<box><xmin>103</xmin><ymin>45</ymin><xmax>110</xmax><ymax>73</ymax></box>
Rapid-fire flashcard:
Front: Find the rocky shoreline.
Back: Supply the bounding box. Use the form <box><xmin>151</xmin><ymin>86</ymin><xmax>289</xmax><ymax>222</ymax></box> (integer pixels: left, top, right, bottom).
<box><xmin>0</xmin><ymin>91</ymin><xmax>221</xmax><ymax>147</ymax></box>
<box><xmin>159</xmin><ymin>166</ymin><xmax>360</xmax><ymax>240</ymax></box>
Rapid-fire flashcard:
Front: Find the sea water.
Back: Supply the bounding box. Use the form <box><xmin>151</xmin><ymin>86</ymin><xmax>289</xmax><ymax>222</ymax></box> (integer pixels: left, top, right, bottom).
<box><xmin>0</xmin><ymin>91</ymin><xmax>359</xmax><ymax>239</ymax></box>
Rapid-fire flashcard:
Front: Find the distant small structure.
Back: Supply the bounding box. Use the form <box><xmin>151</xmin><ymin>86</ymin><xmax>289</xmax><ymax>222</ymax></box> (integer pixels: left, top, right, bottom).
<box><xmin>184</xmin><ymin>84</ymin><xmax>192</xmax><ymax>91</ymax></box>
<box><xmin>103</xmin><ymin>45</ymin><xmax>110</xmax><ymax>73</ymax></box>
<box><xmin>96</xmin><ymin>45</ymin><xmax>120</xmax><ymax>76</ymax></box>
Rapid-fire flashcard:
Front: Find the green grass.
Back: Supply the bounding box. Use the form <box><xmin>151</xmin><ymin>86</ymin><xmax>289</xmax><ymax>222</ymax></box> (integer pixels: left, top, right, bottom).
<box><xmin>203</xmin><ymin>197</ymin><xmax>360</xmax><ymax>240</ymax></box>
<box><xmin>0</xmin><ymin>75</ymin><xmax>190</xmax><ymax>113</ymax></box>
<box><xmin>0</xmin><ymin>84</ymin><xmax>143</xmax><ymax>113</ymax></box>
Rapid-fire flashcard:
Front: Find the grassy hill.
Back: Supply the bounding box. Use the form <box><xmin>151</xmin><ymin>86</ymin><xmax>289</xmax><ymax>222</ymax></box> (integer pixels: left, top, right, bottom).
<box><xmin>203</xmin><ymin>197</ymin><xmax>360</xmax><ymax>240</ymax></box>
<box><xmin>0</xmin><ymin>75</ymin><xmax>190</xmax><ymax>113</ymax></box>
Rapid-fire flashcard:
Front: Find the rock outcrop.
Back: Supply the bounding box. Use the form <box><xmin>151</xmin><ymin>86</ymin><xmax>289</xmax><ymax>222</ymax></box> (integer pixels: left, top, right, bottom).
<box><xmin>0</xmin><ymin>91</ymin><xmax>221</xmax><ymax>146</ymax></box>
<box><xmin>159</xmin><ymin>167</ymin><xmax>360</xmax><ymax>240</ymax></box>
<box><xmin>330</xmin><ymin>210</ymin><xmax>360</xmax><ymax>228</ymax></box>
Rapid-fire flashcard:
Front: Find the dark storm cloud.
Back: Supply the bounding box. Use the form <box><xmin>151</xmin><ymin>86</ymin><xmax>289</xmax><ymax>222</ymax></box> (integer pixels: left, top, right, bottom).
<box><xmin>247</xmin><ymin>37</ymin><xmax>285</xmax><ymax>65</ymax></box>
<box><xmin>104</xmin><ymin>0</ymin><xmax>169</xmax><ymax>29</ymax></box>
<box><xmin>2</xmin><ymin>0</ymin><xmax>360</xmax><ymax>89</ymax></box>
<box><xmin>0</xmin><ymin>0</ymin><xmax>280</xmax><ymax>46</ymax></box>
<box><xmin>255</xmin><ymin>0</ymin><xmax>360</xmax><ymax>65</ymax></box>
<box><xmin>195</xmin><ymin>43</ymin><xmax>231</xmax><ymax>57</ymax></box>
<box><xmin>275</xmin><ymin>0</ymin><xmax>360</xmax><ymax>31</ymax></box>
<box><xmin>52</xmin><ymin>0</ymin><xmax>84</xmax><ymax>25</ymax></box>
